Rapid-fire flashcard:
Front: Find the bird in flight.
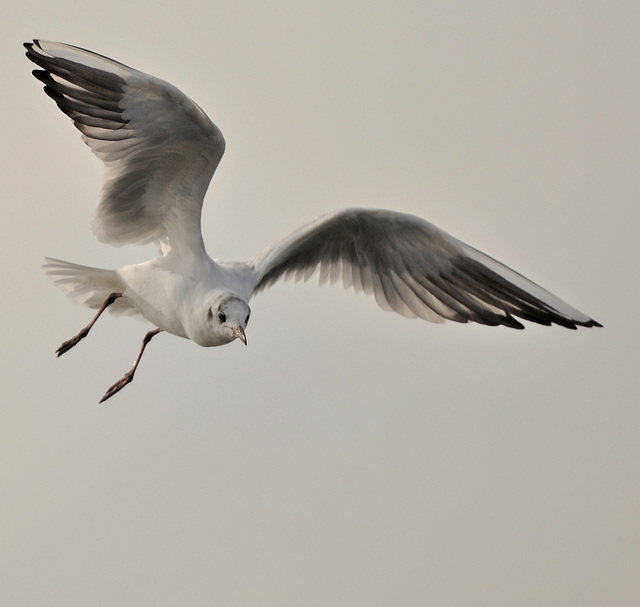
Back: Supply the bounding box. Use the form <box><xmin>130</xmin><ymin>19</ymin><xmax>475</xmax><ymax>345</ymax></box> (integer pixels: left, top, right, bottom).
<box><xmin>24</xmin><ymin>40</ymin><xmax>601</xmax><ymax>403</ymax></box>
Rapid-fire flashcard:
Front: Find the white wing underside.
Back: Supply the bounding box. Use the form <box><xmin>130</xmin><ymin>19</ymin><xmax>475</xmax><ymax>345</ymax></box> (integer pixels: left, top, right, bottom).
<box><xmin>25</xmin><ymin>40</ymin><xmax>225</xmax><ymax>259</ymax></box>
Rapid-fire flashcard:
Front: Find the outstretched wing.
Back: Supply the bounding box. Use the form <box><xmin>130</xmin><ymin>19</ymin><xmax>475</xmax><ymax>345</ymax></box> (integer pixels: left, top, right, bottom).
<box><xmin>249</xmin><ymin>208</ymin><xmax>601</xmax><ymax>329</ymax></box>
<box><xmin>25</xmin><ymin>40</ymin><xmax>225</xmax><ymax>256</ymax></box>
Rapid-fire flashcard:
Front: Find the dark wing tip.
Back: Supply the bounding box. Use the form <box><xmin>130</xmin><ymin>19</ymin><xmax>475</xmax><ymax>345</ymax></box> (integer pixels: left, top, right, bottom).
<box><xmin>502</xmin><ymin>316</ymin><xmax>526</xmax><ymax>330</ymax></box>
<box><xmin>24</xmin><ymin>39</ymin><xmax>42</xmax><ymax>60</ymax></box>
<box><xmin>582</xmin><ymin>319</ymin><xmax>603</xmax><ymax>328</ymax></box>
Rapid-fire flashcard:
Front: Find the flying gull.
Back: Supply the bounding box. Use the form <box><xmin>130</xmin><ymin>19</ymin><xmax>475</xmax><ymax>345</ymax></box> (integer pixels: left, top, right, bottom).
<box><xmin>24</xmin><ymin>40</ymin><xmax>601</xmax><ymax>402</ymax></box>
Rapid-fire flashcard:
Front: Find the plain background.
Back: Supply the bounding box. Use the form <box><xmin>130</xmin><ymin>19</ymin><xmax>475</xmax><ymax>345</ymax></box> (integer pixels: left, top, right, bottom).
<box><xmin>2</xmin><ymin>2</ymin><xmax>638</xmax><ymax>605</ymax></box>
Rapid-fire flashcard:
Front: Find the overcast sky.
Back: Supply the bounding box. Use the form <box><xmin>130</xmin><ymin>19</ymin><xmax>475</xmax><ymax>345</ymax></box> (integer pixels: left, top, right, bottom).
<box><xmin>2</xmin><ymin>2</ymin><xmax>638</xmax><ymax>606</ymax></box>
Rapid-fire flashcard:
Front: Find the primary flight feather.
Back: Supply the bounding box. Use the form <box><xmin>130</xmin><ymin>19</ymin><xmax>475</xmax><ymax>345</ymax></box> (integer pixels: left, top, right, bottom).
<box><xmin>24</xmin><ymin>40</ymin><xmax>601</xmax><ymax>402</ymax></box>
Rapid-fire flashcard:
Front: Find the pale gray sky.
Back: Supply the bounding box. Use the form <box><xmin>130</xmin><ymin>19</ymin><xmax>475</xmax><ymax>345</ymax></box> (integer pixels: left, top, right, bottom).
<box><xmin>2</xmin><ymin>2</ymin><xmax>638</xmax><ymax>606</ymax></box>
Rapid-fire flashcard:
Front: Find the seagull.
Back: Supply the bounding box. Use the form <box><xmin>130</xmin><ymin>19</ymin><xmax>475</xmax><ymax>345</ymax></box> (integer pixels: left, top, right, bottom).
<box><xmin>24</xmin><ymin>39</ymin><xmax>601</xmax><ymax>403</ymax></box>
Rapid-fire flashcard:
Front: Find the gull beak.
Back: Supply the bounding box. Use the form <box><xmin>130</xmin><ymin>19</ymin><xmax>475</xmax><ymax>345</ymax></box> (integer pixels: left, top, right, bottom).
<box><xmin>233</xmin><ymin>326</ymin><xmax>247</xmax><ymax>345</ymax></box>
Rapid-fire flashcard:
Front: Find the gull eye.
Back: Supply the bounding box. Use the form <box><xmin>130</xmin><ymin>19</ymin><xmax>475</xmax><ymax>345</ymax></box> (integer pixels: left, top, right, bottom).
<box><xmin>217</xmin><ymin>311</ymin><xmax>226</xmax><ymax>323</ymax></box>
<box><xmin>245</xmin><ymin>314</ymin><xmax>250</xmax><ymax>325</ymax></box>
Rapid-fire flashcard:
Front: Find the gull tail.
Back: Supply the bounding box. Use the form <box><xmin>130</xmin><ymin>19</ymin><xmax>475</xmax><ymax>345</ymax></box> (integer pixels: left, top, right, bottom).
<box><xmin>43</xmin><ymin>258</ymin><xmax>140</xmax><ymax>318</ymax></box>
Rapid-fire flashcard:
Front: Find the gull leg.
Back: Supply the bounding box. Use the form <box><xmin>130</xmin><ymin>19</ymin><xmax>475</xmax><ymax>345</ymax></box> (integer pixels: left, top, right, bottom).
<box><xmin>56</xmin><ymin>292</ymin><xmax>123</xmax><ymax>357</ymax></box>
<box><xmin>99</xmin><ymin>329</ymin><xmax>162</xmax><ymax>403</ymax></box>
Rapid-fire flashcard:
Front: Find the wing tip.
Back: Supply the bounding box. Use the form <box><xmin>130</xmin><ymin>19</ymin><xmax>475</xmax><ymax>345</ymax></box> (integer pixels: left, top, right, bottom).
<box><xmin>578</xmin><ymin>318</ymin><xmax>603</xmax><ymax>329</ymax></box>
<box><xmin>24</xmin><ymin>39</ymin><xmax>47</xmax><ymax>60</ymax></box>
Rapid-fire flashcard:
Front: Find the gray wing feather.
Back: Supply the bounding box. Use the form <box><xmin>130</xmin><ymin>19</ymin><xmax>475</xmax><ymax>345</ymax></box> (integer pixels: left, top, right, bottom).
<box><xmin>250</xmin><ymin>208</ymin><xmax>601</xmax><ymax>329</ymax></box>
<box><xmin>25</xmin><ymin>40</ymin><xmax>225</xmax><ymax>255</ymax></box>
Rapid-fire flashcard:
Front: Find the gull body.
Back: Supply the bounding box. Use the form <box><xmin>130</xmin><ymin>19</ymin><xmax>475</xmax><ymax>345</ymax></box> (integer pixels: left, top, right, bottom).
<box><xmin>117</xmin><ymin>257</ymin><xmax>250</xmax><ymax>346</ymax></box>
<box><xmin>24</xmin><ymin>40</ymin><xmax>601</xmax><ymax>401</ymax></box>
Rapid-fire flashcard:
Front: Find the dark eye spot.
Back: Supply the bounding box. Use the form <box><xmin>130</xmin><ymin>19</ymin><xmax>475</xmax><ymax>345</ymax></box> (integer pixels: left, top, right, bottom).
<box><xmin>245</xmin><ymin>314</ymin><xmax>250</xmax><ymax>325</ymax></box>
<box><xmin>217</xmin><ymin>311</ymin><xmax>226</xmax><ymax>323</ymax></box>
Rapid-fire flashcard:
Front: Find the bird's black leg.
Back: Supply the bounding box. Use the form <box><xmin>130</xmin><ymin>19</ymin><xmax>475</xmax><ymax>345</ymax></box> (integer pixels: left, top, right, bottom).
<box><xmin>99</xmin><ymin>329</ymin><xmax>162</xmax><ymax>403</ymax></box>
<box><xmin>56</xmin><ymin>292</ymin><xmax>124</xmax><ymax>357</ymax></box>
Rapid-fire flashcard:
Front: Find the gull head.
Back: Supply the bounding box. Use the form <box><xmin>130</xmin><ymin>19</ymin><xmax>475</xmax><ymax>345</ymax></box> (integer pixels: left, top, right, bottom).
<box><xmin>201</xmin><ymin>293</ymin><xmax>251</xmax><ymax>347</ymax></box>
